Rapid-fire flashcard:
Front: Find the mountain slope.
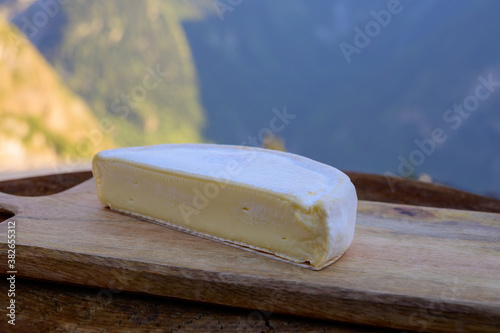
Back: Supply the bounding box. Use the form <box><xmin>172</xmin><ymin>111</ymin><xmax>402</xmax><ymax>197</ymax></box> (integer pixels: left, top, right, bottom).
<box><xmin>13</xmin><ymin>0</ymin><xmax>209</xmax><ymax>147</ymax></box>
<box><xmin>0</xmin><ymin>18</ymin><xmax>114</xmax><ymax>172</ymax></box>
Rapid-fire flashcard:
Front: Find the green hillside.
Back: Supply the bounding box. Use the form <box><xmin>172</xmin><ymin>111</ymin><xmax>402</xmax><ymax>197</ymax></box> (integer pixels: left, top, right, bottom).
<box><xmin>35</xmin><ymin>0</ymin><xmax>208</xmax><ymax>147</ymax></box>
<box><xmin>0</xmin><ymin>18</ymin><xmax>114</xmax><ymax>172</ymax></box>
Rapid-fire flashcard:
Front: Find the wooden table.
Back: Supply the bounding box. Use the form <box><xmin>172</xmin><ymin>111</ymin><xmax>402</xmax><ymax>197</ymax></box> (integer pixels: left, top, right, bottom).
<box><xmin>1</xmin><ymin>171</ymin><xmax>499</xmax><ymax>332</ymax></box>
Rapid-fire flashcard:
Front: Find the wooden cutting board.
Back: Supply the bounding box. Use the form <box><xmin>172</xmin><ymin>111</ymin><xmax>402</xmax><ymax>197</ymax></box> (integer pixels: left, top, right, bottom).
<box><xmin>0</xmin><ymin>178</ymin><xmax>499</xmax><ymax>333</ymax></box>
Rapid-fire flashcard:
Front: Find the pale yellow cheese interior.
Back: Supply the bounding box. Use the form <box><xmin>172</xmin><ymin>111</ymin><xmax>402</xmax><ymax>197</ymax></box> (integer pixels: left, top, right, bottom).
<box><xmin>92</xmin><ymin>144</ymin><xmax>357</xmax><ymax>269</ymax></box>
<box><xmin>94</xmin><ymin>160</ymin><xmax>329</xmax><ymax>265</ymax></box>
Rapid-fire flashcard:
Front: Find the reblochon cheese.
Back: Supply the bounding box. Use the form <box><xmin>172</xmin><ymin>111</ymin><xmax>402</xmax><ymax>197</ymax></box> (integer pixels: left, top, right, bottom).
<box><xmin>92</xmin><ymin>144</ymin><xmax>357</xmax><ymax>270</ymax></box>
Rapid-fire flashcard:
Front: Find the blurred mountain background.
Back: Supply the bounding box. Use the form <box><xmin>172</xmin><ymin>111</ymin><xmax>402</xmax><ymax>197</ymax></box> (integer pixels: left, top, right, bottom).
<box><xmin>0</xmin><ymin>0</ymin><xmax>499</xmax><ymax>197</ymax></box>
<box><xmin>0</xmin><ymin>15</ymin><xmax>113</xmax><ymax>173</ymax></box>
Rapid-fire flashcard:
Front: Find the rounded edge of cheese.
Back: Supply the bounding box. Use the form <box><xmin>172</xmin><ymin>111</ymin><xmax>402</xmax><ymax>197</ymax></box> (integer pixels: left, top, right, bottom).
<box><xmin>92</xmin><ymin>143</ymin><xmax>358</xmax><ymax>270</ymax></box>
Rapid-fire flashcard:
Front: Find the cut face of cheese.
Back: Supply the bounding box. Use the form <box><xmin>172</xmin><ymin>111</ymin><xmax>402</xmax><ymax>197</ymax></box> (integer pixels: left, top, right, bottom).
<box><xmin>92</xmin><ymin>144</ymin><xmax>357</xmax><ymax>270</ymax></box>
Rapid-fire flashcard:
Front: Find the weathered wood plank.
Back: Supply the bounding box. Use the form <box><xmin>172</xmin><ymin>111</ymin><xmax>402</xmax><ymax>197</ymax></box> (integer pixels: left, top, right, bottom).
<box><xmin>0</xmin><ymin>178</ymin><xmax>499</xmax><ymax>332</ymax></box>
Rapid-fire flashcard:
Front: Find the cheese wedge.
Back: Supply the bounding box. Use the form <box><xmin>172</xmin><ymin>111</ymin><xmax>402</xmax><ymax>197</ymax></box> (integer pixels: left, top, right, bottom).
<box><xmin>92</xmin><ymin>144</ymin><xmax>357</xmax><ymax>270</ymax></box>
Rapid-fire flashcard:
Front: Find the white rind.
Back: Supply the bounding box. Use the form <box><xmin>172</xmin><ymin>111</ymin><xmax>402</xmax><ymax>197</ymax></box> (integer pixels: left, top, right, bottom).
<box><xmin>93</xmin><ymin>143</ymin><xmax>358</xmax><ymax>270</ymax></box>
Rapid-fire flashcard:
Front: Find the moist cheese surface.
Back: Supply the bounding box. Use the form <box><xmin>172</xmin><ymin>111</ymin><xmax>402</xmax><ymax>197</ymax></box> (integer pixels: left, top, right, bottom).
<box><xmin>92</xmin><ymin>144</ymin><xmax>358</xmax><ymax>270</ymax></box>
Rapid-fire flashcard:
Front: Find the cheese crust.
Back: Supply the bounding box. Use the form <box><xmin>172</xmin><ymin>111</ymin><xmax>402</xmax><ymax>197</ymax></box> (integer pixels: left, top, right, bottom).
<box><xmin>92</xmin><ymin>144</ymin><xmax>358</xmax><ymax>270</ymax></box>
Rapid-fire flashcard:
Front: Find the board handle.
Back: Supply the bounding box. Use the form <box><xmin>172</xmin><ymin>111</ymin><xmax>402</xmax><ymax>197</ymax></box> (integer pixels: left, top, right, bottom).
<box><xmin>0</xmin><ymin>178</ymin><xmax>97</xmax><ymax>220</ymax></box>
<box><xmin>0</xmin><ymin>191</ymin><xmax>21</xmax><ymax>220</ymax></box>
<box><xmin>58</xmin><ymin>178</ymin><xmax>96</xmax><ymax>196</ymax></box>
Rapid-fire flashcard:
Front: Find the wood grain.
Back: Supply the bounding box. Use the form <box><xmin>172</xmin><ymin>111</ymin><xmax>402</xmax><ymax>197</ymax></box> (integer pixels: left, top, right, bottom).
<box><xmin>0</xmin><ymin>178</ymin><xmax>499</xmax><ymax>333</ymax></box>
<box><xmin>0</xmin><ymin>278</ymin><xmax>389</xmax><ymax>333</ymax></box>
